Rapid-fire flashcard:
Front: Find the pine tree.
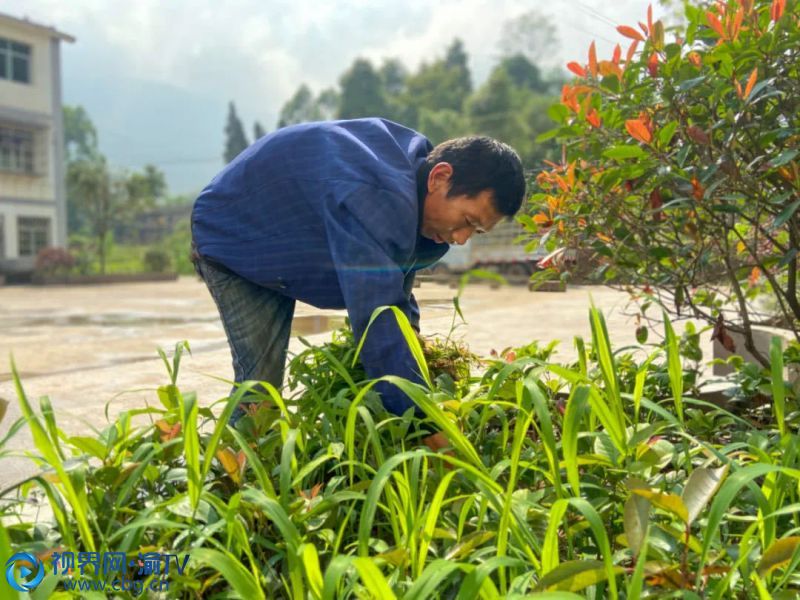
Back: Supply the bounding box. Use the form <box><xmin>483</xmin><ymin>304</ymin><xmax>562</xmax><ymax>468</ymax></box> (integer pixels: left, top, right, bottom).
<box><xmin>253</xmin><ymin>121</ymin><xmax>266</xmax><ymax>140</ymax></box>
<box><xmin>223</xmin><ymin>101</ymin><xmax>249</xmax><ymax>164</ymax></box>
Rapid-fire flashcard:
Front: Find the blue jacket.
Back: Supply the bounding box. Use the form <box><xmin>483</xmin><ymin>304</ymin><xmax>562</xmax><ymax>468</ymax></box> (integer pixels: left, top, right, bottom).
<box><xmin>191</xmin><ymin>118</ymin><xmax>449</xmax><ymax>421</ymax></box>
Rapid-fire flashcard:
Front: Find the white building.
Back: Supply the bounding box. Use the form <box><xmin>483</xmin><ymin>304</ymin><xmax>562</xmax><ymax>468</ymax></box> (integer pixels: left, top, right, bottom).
<box><xmin>0</xmin><ymin>11</ymin><xmax>73</xmax><ymax>274</ymax></box>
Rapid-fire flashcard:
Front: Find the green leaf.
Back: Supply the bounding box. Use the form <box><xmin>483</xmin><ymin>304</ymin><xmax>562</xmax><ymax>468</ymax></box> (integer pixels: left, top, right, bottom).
<box><xmin>678</xmin><ymin>75</ymin><xmax>707</xmax><ymax>91</ymax></box>
<box><xmin>67</xmin><ymin>436</ymin><xmax>108</xmax><ymax>460</ymax></box>
<box><xmin>682</xmin><ymin>466</ymin><xmax>729</xmax><ymax>524</ymax></box>
<box><xmin>770</xmin><ymin>337</ymin><xmax>786</xmax><ymax>437</ymax></box>
<box><xmin>658</xmin><ymin>121</ymin><xmax>679</xmax><ymax>147</ymax></box>
<box><xmin>301</xmin><ymin>544</ymin><xmax>322</xmax><ymax>598</ymax></box>
<box><xmin>456</xmin><ymin>556</ymin><xmax>519</xmax><ymax>599</ymax></box>
<box><xmin>548</xmin><ymin>104</ymin><xmax>569</xmax><ymax>123</ymax></box>
<box><xmin>696</xmin><ymin>463</ymin><xmax>800</xmax><ymax>587</ymax></box>
<box><xmin>542</xmin><ymin>501</ymin><xmax>569</xmax><ymax>575</ymax></box>
<box><xmin>770</xmin><ymin>149</ymin><xmax>798</xmax><ymax>168</ymax></box>
<box><xmin>445</xmin><ymin>531</ymin><xmax>496</xmax><ymax>561</ymax></box>
<box><xmin>632</xmin><ymin>489</ymin><xmax>688</xmax><ymax>523</ymax></box>
<box><xmin>603</xmin><ymin>145</ymin><xmax>647</xmax><ymax>160</ymax></box>
<box><xmin>406</xmin><ymin>560</ymin><xmax>465</xmax><ymax>600</ymax></box>
<box><xmin>191</xmin><ymin>548</ymin><xmax>265</xmax><ymax>600</ymax></box>
<box><xmin>756</xmin><ymin>537</ymin><xmax>800</xmax><ymax>577</ymax></box>
<box><xmin>538</xmin><ymin>560</ymin><xmax>623</xmax><ymax>593</ymax></box>
<box><xmin>562</xmin><ymin>385</ymin><xmax>590</xmax><ymax>496</ymax></box>
<box><xmin>663</xmin><ymin>312</ymin><xmax>684</xmax><ymax>423</ymax></box>
<box><xmin>418</xmin><ymin>470</ymin><xmax>458</xmax><ymax>574</ymax></box>
<box><xmin>772</xmin><ymin>199</ymin><xmax>800</xmax><ymax>231</ymax></box>
<box><xmin>624</xmin><ymin>479</ymin><xmax>650</xmax><ymax>556</ymax></box>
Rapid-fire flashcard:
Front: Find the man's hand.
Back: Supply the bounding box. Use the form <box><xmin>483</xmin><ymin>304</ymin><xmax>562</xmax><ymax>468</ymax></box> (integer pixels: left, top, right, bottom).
<box><xmin>423</xmin><ymin>431</ymin><xmax>455</xmax><ymax>468</ymax></box>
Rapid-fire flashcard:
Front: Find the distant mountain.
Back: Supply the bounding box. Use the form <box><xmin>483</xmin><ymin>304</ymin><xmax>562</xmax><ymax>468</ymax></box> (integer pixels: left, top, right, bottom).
<box><xmin>64</xmin><ymin>69</ymin><xmax>230</xmax><ymax>196</ymax></box>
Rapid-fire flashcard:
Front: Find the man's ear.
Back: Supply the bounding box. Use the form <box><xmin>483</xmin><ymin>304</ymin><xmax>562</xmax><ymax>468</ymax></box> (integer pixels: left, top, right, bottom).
<box><xmin>428</xmin><ymin>162</ymin><xmax>453</xmax><ymax>193</ymax></box>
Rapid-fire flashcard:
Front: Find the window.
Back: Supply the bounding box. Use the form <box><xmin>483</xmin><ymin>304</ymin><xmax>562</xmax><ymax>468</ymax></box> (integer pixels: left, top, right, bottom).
<box><xmin>0</xmin><ymin>37</ymin><xmax>31</xmax><ymax>83</ymax></box>
<box><xmin>0</xmin><ymin>125</ymin><xmax>35</xmax><ymax>174</ymax></box>
<box><xmin>0</xmin><ymin>216</ymin><xmax>5</xmax><ymax>259</ymax></box>
<box><xmin>18</xmin><ymin>217</ymin><xmax>50</xmax><ymax>257</ymax></box>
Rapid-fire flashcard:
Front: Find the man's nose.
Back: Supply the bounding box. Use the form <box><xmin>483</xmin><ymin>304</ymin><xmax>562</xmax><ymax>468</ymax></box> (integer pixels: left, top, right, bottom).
<box><xmin>451</xmin><ymin>227</ymin><xmax>474</xmax><ymax>245</ymax></box>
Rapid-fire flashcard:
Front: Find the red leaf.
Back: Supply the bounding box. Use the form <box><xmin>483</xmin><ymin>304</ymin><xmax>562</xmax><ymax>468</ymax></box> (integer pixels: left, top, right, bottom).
<box><xmin>771</xmin><ymin>0</ymin><xmax>786</xmax><ymax>21</ymax></box>
<box><xmin>686</xmin><ymin>125</ymin><xmax>710</xmax><ymax>145</ymax></box>
<box><xmin>706</xmin><ymin>11</ymin><xmax>726</xmax><ymax>37</ymax></box>
<box><xmin>617</xmin><ymin>25</ymin><xmax>645</xmax><ymax>42</ymax></box>
<box><xmin>647</xmin><ymin>52</ymin><xmax>659</xmax><ymax>77</ymax></box>
<box><xmin>691</xmin><ymin>177</ymin><xmax>705</xmax><ymax>201</ymax></box>
<box><xmin>612</xmin><ymin>44</ymin><xmax>622</xmax><ymax>65</ymax></box>
<box><xmin>650</xmin><ymin>189</ymin><xmax>664</xmax><ymax>221</ymax></box>
<box><xmin>744</xmin><ymin>67</ymin><xmax>758</xmax><ymax>99</ymax></box>
<box><xmin>588</xmin><ymin>41</ymin><xmax>598</xmax><ymax>78</ymax></box>
<box><xmin>567</xmin><ymin>61</ymin><xmax>587</xmax><ymax>77</ymax></box>
<box><xmin>625</xmin><ymin>119</ymin><xmax>652</xmax><ymax>144</ymax></box>
<box><xmin>625</xmin><ymin>40</ymin><xmax>640</xmax><ymax>64</ymax></box>
<box><xmin>586</xmin><ymin>109</ymin><xmax>601</xmax><ymax>128</ymax></box>
<box><xmin>711</xmin><ymin>316</ymin><xmax>737</xmax><ymax>353</ymax></box>
<box><xmin>647</xmin><ymin>4</ymin><xmax>654</xmax><ymax>33</ymax></box>
<box><xmin>599</xmin><ymin>60</ymin><xmax>623</xmax><ymax>79</ymax></box>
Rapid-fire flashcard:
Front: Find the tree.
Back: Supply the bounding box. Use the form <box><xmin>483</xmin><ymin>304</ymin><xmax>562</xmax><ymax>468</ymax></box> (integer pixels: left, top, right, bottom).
<box><xmin>444</xmin><ymin>39</ymin><xmax>472</xmax><ymax>96</ymax></box>
<box><xmin>63</xmin><ymin>105</ymin><xmax>100</xmax><ymax>234</ymax></box>
<box><xmin>405</xmin><ymin>38</ymin><xmax>474</xmax><ymax>120</ymax></box>
<box><xmin>63</xmin><ymin>105</ymin><xmax>99</xmax><ymax>162</ymax></box>
<box><xmin>497</xmin><ymin>10</ymin><xmax>559</xmax><ymax>67</ymax></box>
<box><xmin>337</xmin><ymin>58</ymin><xmax>389</xmax><ymax>119</ymax></box>
<box><xmin>277</xmin><ymin>85</ymin><xmax>340</xmax><ymax>129</ymax></box>
<box><xmin>278</xmin><ymin>84</ymin><xmax>317</xmax><ymax>128</ymax></box>
<box><xmin>126</xmin><ymin>164</ymin><xmax>166</xmax><ymax>205</ymax></box>
<box><xmin>223</xmin><ymin>101</ymin><xmax>249</xmax><ymax>163</ymax></box>
<box><xmin>496</xmin><ymin>54</ymin><xmax>547</xmax><ymax>93</ymax></box>
<box><xmin>253</xmin><ymin>121</ymin><xmax>266</xmax><ymax>140</ymax></box>
<box><xmin>315</xmin><ymin>88</ymin><xmax>339</xmax><ymax>120</ymax></box>
<box><xmin>465</xmin><ymin>69</ymin><xmax>520</xmax><ymax>145</ymax></box>
<box><xmin>417</xmin><ymin>109</ymin><xmax>469</xmax><ymax>145</ymax></box>
<box><xmin>527</xmin><ymin>0</ymin><xmax>800</xmax><ymax>362</ymax></box>
<box><xmin>379</xmin><ymin>58</ymin><xmax>408</xmax><ymax>96</ymax></box>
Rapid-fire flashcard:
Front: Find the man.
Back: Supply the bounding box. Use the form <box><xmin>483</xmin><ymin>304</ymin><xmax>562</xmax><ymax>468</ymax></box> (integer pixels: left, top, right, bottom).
<box><xmin>191</xmin><ymin>117</ymin><xmax>525</xmax><ymax>453</ymax></box>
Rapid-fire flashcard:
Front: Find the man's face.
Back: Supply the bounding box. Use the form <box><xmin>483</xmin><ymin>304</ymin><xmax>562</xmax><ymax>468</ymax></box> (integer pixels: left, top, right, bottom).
<box><xmin>421</xmin><ymin>162</ymin><xmax>504</xmax><ymax>245</ymax></box>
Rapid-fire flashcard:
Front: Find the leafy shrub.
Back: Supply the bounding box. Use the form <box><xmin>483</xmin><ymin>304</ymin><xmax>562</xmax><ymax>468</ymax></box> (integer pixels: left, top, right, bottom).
<box><xmin>142</xmin><ymin>248</ymin><xmax>171</xmax><ymax>272</ymax></box>
<box><xmin>526</xmin><ymin>0</ymin><xmax>800</xmax><ymax>367</ymax></box>
<box><xmin>34</xmin><ymin>246</ymin><xmax>75</xmax><ymax>277</ymax></box>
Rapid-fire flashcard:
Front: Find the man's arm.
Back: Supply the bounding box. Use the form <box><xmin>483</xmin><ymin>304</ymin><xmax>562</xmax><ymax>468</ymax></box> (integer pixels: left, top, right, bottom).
<box><xmin>323</xmin><ymin>184</ymin><xmax>432</xmax><ymax>425</ymax></box>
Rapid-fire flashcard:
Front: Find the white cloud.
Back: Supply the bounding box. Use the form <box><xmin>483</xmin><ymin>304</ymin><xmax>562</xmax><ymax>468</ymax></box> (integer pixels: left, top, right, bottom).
<box><xmin>1</xmin><ymin>0</ymin><xmax>666</xmax><ymax>192</ymax></box>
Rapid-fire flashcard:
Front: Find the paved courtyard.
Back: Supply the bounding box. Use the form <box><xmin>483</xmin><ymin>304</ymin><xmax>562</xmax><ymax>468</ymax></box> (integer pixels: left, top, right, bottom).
<box><xmin>0</xmin><ymin>276</ymin><xmax>710</xmax><ymax>487</ymax></box>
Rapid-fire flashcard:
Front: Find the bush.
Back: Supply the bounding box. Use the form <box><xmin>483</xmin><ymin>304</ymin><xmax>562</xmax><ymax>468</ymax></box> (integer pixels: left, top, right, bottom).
<box><xmin>142</xmin><ymin>248</ymin><xmax>171</xmax><ymax>272</ymax></box>
<box><xmin>34</xmin><ymin>246</ymin><xmax>75</xmax><ymax>277</ymax></box>
<box><xmin>526</xmin><ymin>0</ymin><xmax>800</xmax><ymax>366</ymax></box>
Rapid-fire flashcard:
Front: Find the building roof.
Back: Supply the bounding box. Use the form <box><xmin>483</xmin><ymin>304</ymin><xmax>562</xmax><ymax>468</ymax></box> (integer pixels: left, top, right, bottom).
<box><xmin>0</xmin><ymin>11</ymin><xmax>75</xmax><ymax>43</ymax></box>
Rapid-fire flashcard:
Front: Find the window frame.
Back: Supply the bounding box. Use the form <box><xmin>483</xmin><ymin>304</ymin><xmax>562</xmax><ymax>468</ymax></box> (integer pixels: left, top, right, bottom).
<box><xmin>17</xmin><ymin>216</ymin><xmax>50</xmax><ymax>257</ymax></box>
<box><xmin>0</xmin><ymin>36</ymin><xmax>32</xmax><ymax>84</ymax></box>
<box><xmin>0</xmin><ymin>124</ymin><xmax>37</xmax><ymax>175</ymax></box>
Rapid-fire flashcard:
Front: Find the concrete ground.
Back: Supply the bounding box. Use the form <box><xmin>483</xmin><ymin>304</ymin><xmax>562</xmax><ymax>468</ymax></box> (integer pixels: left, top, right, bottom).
<box><xmin>0</xmin><ymin>276</ymin><xmax>710</xmax><ymax>488</ymax></box>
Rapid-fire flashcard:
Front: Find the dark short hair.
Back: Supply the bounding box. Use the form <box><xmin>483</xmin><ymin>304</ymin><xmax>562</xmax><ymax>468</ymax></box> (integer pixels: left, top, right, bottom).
<box><xmin>420</xmin><ymin>136</ymin><xmax>526</xmax><ymax>216</ymax></box>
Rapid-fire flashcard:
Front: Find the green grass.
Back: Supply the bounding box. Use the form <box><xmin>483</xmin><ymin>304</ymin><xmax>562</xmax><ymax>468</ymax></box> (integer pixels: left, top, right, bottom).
<box><xmin>1</xmin><ymin>308</ymin><xmax>799</xmax><ymax>598</ymax></box>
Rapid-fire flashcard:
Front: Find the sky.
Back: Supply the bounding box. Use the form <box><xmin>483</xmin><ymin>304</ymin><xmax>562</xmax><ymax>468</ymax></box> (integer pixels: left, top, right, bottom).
<box><xmin>4</xmin><ymin>1</ymin><xmax>666</xmax><ymax>195</ymax></box>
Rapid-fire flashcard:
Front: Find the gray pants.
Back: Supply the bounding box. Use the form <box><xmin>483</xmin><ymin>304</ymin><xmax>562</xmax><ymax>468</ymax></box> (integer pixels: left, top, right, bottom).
<box><xmin>193</xmin><ymin>255</ymin><xmax>295</xmax><ymax>423</ymax></box>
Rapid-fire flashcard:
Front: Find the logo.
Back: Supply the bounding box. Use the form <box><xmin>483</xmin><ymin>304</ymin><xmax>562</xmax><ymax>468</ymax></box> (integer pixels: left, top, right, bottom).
<box><xmin>5</xmin><ymin>552</ymin><xmax>44</xmax><ymax>592</ymax></box>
